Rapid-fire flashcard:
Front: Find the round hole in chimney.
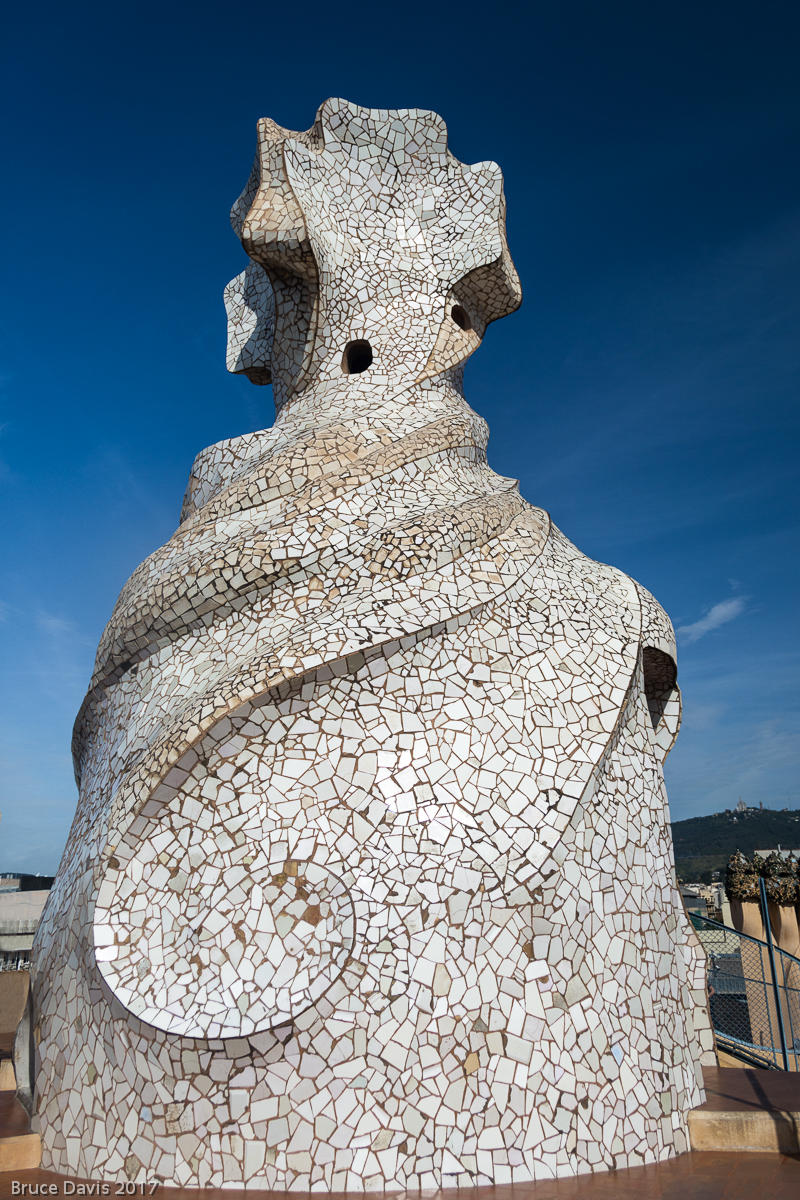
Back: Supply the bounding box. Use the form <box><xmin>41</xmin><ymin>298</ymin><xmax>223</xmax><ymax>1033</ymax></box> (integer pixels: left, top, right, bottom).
<box><xmin>342</xmin><ymin>340</ymin><xmax>373</xmax><ymax>375</ymax></box>
<box><xmin>450</xmin><ymin>305</ymin><xmax>472</xmax><ymax>331</ymax></box>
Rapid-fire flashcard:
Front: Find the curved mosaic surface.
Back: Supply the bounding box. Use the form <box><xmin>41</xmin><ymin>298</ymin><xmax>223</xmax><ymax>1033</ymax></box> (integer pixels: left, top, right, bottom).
<box><xmin>32</xmin><ymin>99</ymin><xmax>714</xmax><ymax>1190</ymax></box>
<box><xmin>95</xmin><ymin>853</ymin><xmax>356</xmax><ymax>1038</ymax></box>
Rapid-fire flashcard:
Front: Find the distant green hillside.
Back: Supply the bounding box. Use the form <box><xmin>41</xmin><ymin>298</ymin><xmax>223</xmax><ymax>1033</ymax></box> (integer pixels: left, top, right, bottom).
<box><xmin>671</xmin><ymin>806</ymin><xmax>800</xmax><ymax>883</ymax></box>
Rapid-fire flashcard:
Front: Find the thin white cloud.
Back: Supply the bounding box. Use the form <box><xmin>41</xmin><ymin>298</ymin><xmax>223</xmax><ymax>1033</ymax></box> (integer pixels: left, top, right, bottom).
<box><xmin>677</xmin><ymin>596</ymin><xmax>747</xmax><ymax>644</ymax></box>
<box><xmin>36</xmin><ymin>612</ymin><xmax>76</xmax><ymax>637</ymax></box>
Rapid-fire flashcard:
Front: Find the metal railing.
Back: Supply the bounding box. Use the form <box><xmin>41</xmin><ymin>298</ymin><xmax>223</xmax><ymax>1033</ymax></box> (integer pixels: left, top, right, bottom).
<box><xmin>690</xmin><ymin>906</ymin><xmax>800</xmax><ymax>1071</ymax></box>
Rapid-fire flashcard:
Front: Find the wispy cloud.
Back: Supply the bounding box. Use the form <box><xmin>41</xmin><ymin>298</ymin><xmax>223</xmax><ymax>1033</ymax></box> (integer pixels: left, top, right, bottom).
<box><xmin>92</xmin><ymin>445</ymin><xmax>176</xmax><ymax>528</ymax></box>
<box><xmin>37</xmin><ymin>612</ymin><xmax>77</xmax><ymax>637</ymax></box>
<box><xmin>677</xmin><ymin>596</ymin><xmax>747</xmax><ymax>644</ymax></box>
<box><xmin>31</xmin><ymin>609</ymin><xmax>94</xmax><ymax>700</ymax></box>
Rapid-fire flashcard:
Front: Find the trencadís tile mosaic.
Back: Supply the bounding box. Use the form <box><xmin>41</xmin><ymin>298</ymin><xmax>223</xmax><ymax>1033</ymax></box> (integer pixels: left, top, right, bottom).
<box><xmin>30</xmin><ymin>99</ymin><xmax>714</xmax><ymax>1190</ymax></box>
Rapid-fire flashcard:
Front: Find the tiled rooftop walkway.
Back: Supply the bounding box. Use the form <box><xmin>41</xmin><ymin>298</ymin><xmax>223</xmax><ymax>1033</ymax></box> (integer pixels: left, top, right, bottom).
<box><xmin>699</xmin><ymin>1066</ymin><xmax>800</xmax><ymax>1112</ymax></box>
<box><xmin>1</xmin><ymin>1150</ymin><xmax>798</xmax><ymax>1199</ymax></box>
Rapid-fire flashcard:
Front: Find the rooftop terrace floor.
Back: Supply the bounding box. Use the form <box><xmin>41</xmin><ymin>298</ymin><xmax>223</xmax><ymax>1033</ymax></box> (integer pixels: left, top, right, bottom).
<box><xmin>1</xmin><ymin>1151</ymin><xmax>798</xmax><ymax>1200</ymax></box>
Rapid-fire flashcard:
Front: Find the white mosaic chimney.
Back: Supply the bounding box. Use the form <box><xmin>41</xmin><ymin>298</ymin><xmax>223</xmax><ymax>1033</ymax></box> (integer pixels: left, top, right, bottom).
<box><xmin>31</xmin><ymin>99</ymin><xmax>714</xmax><ymax>1189</ymax></box>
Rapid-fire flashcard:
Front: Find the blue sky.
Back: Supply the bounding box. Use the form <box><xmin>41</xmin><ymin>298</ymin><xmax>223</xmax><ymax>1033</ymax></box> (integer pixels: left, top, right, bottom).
<box><xmin>1</xmin><ymin>2</ymin><xmax>798</xmax><ymax>872</ymax></box>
